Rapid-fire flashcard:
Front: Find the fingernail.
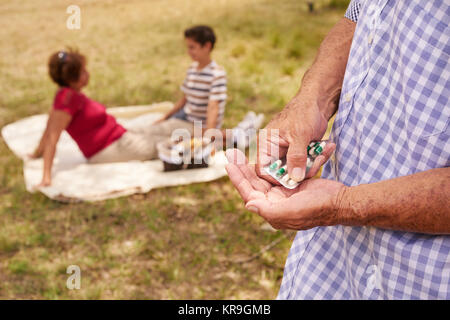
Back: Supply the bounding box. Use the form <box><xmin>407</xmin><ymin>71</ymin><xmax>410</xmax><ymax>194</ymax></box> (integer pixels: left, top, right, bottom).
<box><xmin>291</xmin><ymin>167</ymin><xmax>305</xmax><ymax>182</ymax></box>
<box><xmin>247</xmin><ymin>206</ymin><xmax>259</xmax><ymax>213</ymax></box>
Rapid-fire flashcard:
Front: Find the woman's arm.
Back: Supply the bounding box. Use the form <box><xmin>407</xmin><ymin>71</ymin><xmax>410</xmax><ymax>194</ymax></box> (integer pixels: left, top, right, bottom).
<box><xmin>38</xmin><ymin>110</ymin><xmax>72</xmax><ymax>187</ymax></box>
<box><xmin>30</xmin><ymin>115</ymin><xmax>52</xmax><ymax>158</ymax></box>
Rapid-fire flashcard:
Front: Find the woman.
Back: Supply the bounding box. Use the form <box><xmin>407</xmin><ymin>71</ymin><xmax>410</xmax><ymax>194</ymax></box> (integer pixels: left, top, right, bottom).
<box><xmin>31</xmin><ymin>49</ymin><xmax>194</xmax><ymax>187</ymax></box>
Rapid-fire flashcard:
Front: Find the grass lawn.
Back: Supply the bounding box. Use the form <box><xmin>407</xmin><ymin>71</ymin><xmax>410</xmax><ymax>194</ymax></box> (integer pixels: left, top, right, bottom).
<box><xmin>0</xmin><ymin>0</ymin><xmax>347</xmax><ymax>299</ymax></box>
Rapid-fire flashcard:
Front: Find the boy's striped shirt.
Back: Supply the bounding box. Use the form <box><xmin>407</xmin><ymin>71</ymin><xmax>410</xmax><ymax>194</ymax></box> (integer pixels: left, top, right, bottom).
<box><xmin>181</xmin><ymin>61</ymin><xmax>227</xmax><ymax>128</ymax></box>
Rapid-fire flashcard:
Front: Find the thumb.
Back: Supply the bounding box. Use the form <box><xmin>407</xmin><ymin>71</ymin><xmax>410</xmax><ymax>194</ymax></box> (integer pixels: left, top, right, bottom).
<box><xmin>246</xmin><ymin>199</ymin><xmax>272</xmax><ymax>218</ymax></box>
<box><xmin>286</xmin><ymin>135</ymin><xmax>310</xmax><ymax>182</ymax></box>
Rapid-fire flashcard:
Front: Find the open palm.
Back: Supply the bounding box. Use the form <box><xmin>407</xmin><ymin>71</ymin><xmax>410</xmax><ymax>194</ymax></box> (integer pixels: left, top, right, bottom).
<box><xmin>225</xmin><ymin>148</ymin><xmax>346</xmax><ymax>230</ymax></box>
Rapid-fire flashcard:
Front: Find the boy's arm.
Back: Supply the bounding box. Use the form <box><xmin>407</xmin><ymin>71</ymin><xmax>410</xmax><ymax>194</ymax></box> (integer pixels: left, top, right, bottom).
<box><xmin>205</xmin><ymin>100</ymin><xmax>220</xmax><ymax>131</ymax></box>
<box><xmin>157</xmin><ymin>95</ymin><xmax>187</xmax><ymax>123</ymax></box>
<box><xmin>205</xmin><ymin>70</ymin><xmax>227</xmax><ymax>132</ymax></box>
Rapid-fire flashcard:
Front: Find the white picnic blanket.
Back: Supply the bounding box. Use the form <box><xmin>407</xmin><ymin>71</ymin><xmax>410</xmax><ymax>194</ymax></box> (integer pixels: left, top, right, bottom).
<box><xmin>1</xmin><ymin>102</ymin><xmax>228</xmax><ymax>202</ymax></box>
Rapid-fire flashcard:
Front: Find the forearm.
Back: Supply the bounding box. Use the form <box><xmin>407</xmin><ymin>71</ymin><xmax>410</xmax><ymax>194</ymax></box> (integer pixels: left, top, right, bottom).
<box><xmin>33</xmin><ymin>117</ymin><xmax>52</xmax><ymax>157</ymax></box>
<box><xmin>205</xmin><ymin>101</ymin><xmax>219</xmax><ymax>131</ymax></box>
<box><xmin>165</xmin><ymin>96</ymin><xmax>187</xmax><ymax>119</ymax></box>
<box><xmin>337</xmin><ymin>167</ymin><xmax>450</xmax><ymax>234</ymax></box>
<box><xmin>42</xmin><ymin>141</ymin><xmax>57</xmax><ymax>181</ymax></box>
<box><xmin>286</xmin><ymin>17</ymin><xmax>356</xmax><ymax>120</ymax></box>
<box><xmin>34</xmin><ymin>130</ymin><xmax>48</xmax><ymax>157</ymax></box>
<box><xmin>41</xmin><ymin>130</ymin><xmax>62</xmax><ymax>182</ymax></box>
<box><xmin>37</xmin><ymin>110</ymin><xmax>71</xmax><ymax>184</ymax></box>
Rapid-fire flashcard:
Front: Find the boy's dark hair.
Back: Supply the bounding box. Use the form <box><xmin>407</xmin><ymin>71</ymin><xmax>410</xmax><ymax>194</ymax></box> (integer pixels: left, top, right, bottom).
<box><xmin>48</xmin><ymin>48</ymin><xmax>86</xmax><ymax>87</ymax></box>
<box><xmin>184</xmin><ymin>25</ymin><xmax>216</xmax><ymax>50</ymax></box>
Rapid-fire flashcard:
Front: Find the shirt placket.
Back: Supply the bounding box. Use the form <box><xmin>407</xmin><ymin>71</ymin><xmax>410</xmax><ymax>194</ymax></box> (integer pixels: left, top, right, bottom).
<box><xmin>357</xmin><ymin>0</ymin><xmax>390</xmax><ymax>299</ymax></box>
<box><xmin>333</xmin><ymin>0</ymin><xmax>389</xmax><ymax>181</ymax></box>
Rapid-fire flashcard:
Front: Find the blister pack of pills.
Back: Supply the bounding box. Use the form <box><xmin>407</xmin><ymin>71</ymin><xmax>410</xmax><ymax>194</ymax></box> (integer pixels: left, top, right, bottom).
<box><xmin>263</xmin><ymin>140</ymin><xmax>329</xmax><ymax>189</ymax></box>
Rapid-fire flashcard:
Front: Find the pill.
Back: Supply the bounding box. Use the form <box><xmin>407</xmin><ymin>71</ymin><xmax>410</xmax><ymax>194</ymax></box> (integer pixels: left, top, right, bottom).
<box><xmin>307</xmin><ymin>142</ymin><xmax>316</xmax><ymax>153</ymax></box>
<box><xmin>276</xmin><ymin>165</ymin><xmax>287</xmax><ymax>177</ymax></box>
<box><xmin>269</xmin><ymin>160</ymin><xmax>282</xmax><ymax>171</ymax></box>
<box><xmin>281</xmin><ymin>174</ymin><xmax>290</xmax><ymax>183</ymax></box>
<box><xmin>287</xmin><ymin>179</ymin><xmax>298</xmax><ymax>186</ymax></box>
<box><xmin>314</xmin><ymin>145</ymin><xmax>323</xmax><ymax>155</ymax></box>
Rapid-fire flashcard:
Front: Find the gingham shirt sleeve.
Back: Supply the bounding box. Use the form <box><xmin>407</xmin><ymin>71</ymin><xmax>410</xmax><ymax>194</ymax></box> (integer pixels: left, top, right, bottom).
<box><xmin>344</xmin><ymin>0</ymin><xmax>361</xmax><ymax>22</ymax></box>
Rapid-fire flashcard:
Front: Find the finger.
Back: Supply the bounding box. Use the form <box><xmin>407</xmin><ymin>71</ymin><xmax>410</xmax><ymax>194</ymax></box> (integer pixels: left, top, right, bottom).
<box><xmin>239</xmin><ymin>163</ymin><xmax>272</xmax><ymax>192</ymax></box>
<box><xmin>246</xmin><ymin>196</ymin><xmax>301</xmax><ymax>228</ymax></box>
<box><xmin>225</xmin><ymin>147</ymin><xmax>247</xmax><ymax>165</ymax></box>
<box><xmin>305</xmin><ymin>142</ymin><xmax>336</xmax><ymax>179</ymax></box>
<box><xmin>286</xmin><ymin>134</ymin><xmax>311</xmax><ymax>182</ymax></box>
<box><xmin>255</xmin><ymin>164</ymin><xmax>281</xmax><ymax>186</ymax></box>
<box><xmin>225</xmin><ymin>163</ymin><xmax>252</xmax><ymax>201</ymax></box>
<box><xmin>256</xmin><ymin>130</ymin><xmax>289</xmax><ymax>184</ymax></box>
<box><xmin>245</xmin><ymin>198</ymin><xmax>273</xmax><ymax>221</ymax></box>
<box><xmin>226</xmin><ymin>148</ymin><xmax>272</xmax><ymax>192</ymax></box>
<box><xmin>225</xmin><ymin>163</ymin><xmax>265</xmax><ymax>203</ymax></box>
<box><xmin>257</xmin><ymin>129</ymin><xmax>289</xmax><ymax>162</ymax></box>
<box><xmin>246</xmin><ymin>198</ymin><xmax>291</xmax><ymax>227</ymax></box>
<box><xmin>254</xmin><ymin>135</ymin><xmax>278</xmax><ymax>184</ymax></box>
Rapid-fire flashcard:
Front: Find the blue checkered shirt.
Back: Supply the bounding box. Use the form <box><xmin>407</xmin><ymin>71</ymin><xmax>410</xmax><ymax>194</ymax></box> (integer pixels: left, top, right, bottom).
<box><xmin>278</xmin><ymin>0</ymin><xmax>450</xmax><ymax>299</ymax></box>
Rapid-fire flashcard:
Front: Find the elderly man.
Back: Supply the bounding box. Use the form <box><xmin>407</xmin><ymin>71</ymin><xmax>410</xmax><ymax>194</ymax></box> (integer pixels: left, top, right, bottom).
<box><xmin>226</xmin><ymin>0</ymin><xmax>449</xmax><ymax>299</ymax></box>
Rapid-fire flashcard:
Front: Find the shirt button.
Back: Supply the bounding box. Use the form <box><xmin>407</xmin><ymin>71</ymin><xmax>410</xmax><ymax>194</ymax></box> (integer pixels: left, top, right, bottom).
<box><xmin>344</xmin><ymin>93</ymin><xmax>352</xmax><ymax>102</ymax></box>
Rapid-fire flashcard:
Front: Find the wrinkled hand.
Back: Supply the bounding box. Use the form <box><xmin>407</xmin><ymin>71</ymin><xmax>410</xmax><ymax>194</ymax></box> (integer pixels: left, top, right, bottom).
<box><xmin>257</xmin><ymin>98</ymin><xmax>331</xmax><ymax>184</ymax></box>
<box><xmin>226</xmin><ymin>149</ymin><xmax>346</xmax><ymax>230</ymax></box>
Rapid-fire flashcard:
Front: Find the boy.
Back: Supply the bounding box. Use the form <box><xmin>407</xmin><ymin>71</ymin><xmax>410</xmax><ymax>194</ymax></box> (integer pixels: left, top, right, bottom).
<box><xmin>155</xmin><ymin>25</ymin><xmax>263</xmax><ymax>146</ymax></box>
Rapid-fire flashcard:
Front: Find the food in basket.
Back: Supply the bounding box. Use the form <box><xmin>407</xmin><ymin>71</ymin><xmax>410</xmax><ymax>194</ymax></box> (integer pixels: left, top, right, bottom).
<box><xmin>157</xmin><ymin>137</ymin><xmax>214</xmax><ymax>171</ymax></box>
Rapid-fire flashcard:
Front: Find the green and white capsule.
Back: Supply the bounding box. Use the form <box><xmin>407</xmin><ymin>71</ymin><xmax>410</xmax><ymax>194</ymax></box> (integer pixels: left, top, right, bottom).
<box><xmin>276</xmin><ymin>165</ymin><xmax>287</xmax><ymax>177</ymax></box>
<box><xmin>307</xmin><ymin>141</ymin><xmax>316</xmax><ymax>153</ymax></box>
<box><xmin>269</xmin><ymin>160</ymin><xmax>282</xmax><ymax>171</ymax></box>
<box><xmin>309</xmin><ymin>142</ymin><xmax>320</xmax><ymax>156</ymax></box>
<box><xmin>314</xmin><ymin>141</ymin><xmax>326</xmax><ymax>155</ymax></box>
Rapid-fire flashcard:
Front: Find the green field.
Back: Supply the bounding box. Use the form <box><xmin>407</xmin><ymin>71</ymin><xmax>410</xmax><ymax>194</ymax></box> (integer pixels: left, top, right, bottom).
<box><xmin>0</xmin><ymin>0</ymin><xmax>346</xmax><ymax>299</ymax></box>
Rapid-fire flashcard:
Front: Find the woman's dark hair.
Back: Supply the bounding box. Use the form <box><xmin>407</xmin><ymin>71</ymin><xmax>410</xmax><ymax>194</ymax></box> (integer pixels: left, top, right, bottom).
<box><xmin>48</xmin><ymin>48</ymin><xmax>86</xmax><ymax>87</ymax></box>
<box><xmin>184</xmin><ymin>25</ymin><xmax>216</xmax><ymax>50</ymax></box>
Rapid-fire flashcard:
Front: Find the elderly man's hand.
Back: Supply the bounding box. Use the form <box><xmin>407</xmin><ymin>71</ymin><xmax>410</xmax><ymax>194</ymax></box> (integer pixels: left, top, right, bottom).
<box><xmin>257</xmin><ymin>98</ymin><xmax>332</xmax><ymax>184</ymax></box>
<box><xmin>227</xmin><ymin>148</ymin><xmax>347</xmax><ymax>230</ymax></box>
